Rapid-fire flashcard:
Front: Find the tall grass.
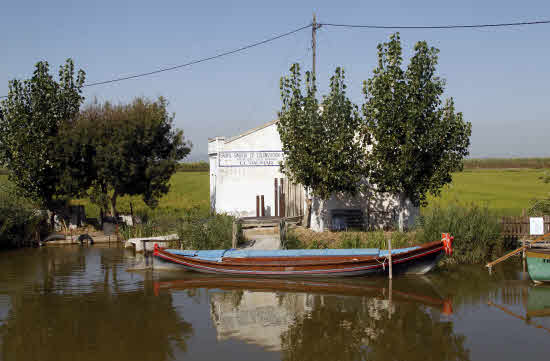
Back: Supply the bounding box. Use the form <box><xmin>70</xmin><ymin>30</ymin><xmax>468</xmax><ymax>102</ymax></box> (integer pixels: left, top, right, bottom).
<box><xmin>418</xmin><ymin>203</ymin><xmax>512</xmax><ymax>264</ymax></box>
<box><xmin>284</xmin><ymin>228</ymin><xmax>417</xmax><ymax>250</ymax></box>
<box><xmin>176</xmin><ymin>210</ymin><xmax>235</xmax><ymax>250</ymax></box>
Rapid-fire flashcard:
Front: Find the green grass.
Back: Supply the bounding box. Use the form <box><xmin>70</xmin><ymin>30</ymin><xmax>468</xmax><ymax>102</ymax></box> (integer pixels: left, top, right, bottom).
<box><xmin>3</xmin><ymin>168</ymin><xmax>549</xmax><ymax>218</ymax></box>
<box><xmin>424</xmin><ymin>169</ymin><xmax>549</xmax><ymax>216</ymax></box>
<box><xmin>71</xmin><ymin>172</ymin><xmax>210</xmax><ymax>219</ymax></box>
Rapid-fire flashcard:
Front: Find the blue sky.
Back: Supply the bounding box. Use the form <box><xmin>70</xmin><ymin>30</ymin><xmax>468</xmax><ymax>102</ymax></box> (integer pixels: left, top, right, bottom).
<box><xmin>2</xmin><ymin>0</ymin><xmax>549</xmax><ymax>160</ymax></box>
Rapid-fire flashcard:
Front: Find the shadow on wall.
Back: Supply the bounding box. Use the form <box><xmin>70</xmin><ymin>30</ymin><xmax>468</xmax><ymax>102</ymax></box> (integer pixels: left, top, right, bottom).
<box><xmin>310</xmin><ymin>182</ymin><xmax>419</xmax><ymax>232</ymax></box>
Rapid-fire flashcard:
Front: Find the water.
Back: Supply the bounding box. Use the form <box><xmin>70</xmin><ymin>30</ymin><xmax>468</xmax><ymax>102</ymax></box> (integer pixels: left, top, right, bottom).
<box><xmin>0</xmin><ymin>245</ymin><xmax>548</xmax><ymax>361</ymax></box>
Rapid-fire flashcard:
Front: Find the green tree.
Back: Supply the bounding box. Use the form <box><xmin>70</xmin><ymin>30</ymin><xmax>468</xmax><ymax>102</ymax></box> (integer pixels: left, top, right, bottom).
<box><xmin>0</xmin><ymin>59</ymin><xmax>86</xmax><ymax>224</ymax></box>
<box><xmin>72</xmin><ymin>97</ymin><xmax>191</xmax><ymax>217</ymax></box>
<box><xmin>277</xmin><ymin>64</ymin><xmax>366</xmax><ymax>200</ymax></box>
<box><xmin>363</xmin><ymin>33</ymin><xmax>471</xmax><ymax>230</ymax></box>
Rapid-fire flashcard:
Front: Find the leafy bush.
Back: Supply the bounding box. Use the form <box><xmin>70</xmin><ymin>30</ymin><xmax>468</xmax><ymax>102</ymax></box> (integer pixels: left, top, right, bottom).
<box><xmin>176</xmin><ymin>210</ymin><xmax>235</xmax><ymax>250</ymax></box>
<box><xmin>0</xmin><ymin>183</ymin><xmax>47</xmax><ymax>248</ymax></box>
<box><xmin>418</xmin><ymin>203</ymin><xmax>509</xmax><ymax>264</ymax></box>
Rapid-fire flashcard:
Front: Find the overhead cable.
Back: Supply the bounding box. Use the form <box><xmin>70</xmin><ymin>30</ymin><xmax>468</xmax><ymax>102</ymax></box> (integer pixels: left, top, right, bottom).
<box><xmin>319</xmin><ymin>19</ymin><xmax>550</xmax><ymax>29</ymax></box>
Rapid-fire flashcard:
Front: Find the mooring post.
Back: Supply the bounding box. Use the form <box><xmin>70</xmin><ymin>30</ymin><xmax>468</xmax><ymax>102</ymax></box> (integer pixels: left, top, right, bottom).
<box><xmin>279</xmin><ymin>218</ymin><xmax>286</xmax><ymax>248</ymax></box>
<box><xmin>388</xmin><ymin>279</ymin><xmax>393</xmax><ymax>319</ymax></box>
<box><xmin>388</xmin><ymin>239</ymin><xmax>393</xmax><ymax>280</ymax></box>
<box><xmin>522</xmin><ymin>239</ymin><xmax>526</xmax><ymax>259</ymax></box>
<box><xmin>232</xmin><ymin>219</ymin><xmax>238</xmax><ymax>249</ymax></box>
<box><xmin>142</xmin><ymin>240</ymin><xmax>147</xmax><ymax>266</ymax></box>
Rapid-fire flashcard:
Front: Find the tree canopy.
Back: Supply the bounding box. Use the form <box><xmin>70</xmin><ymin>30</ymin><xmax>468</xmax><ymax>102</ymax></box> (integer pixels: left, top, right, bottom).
<box><xmin>278</xmin><ymin>34</ymin><xmax>471</xmax><ymax>230</ymax></box>
<box><xmin>363</xmin><ymin>33</ymin><xmax>471</xmax><ymax>228</ymax></box>
<box><xmin>277</xmin><ymin>64</ymin><xmax>366</xmax><ymax>200</ymax></box>
<box><xmin>70</xmin><ymin>97</ymin><xmax>191</xmax><ymax>216</ymax></box>
<box><xmin>0</xmin><ymin>59</ymin><xmax>86</xmax><ymax>212</ymax></box>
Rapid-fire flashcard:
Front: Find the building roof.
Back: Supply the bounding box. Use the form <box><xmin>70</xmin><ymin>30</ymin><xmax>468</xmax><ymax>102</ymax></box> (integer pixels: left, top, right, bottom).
<box><xmin>208</xmin><ymin>119</ymin><xmax>279</xmax><ymax>144</ymax></box>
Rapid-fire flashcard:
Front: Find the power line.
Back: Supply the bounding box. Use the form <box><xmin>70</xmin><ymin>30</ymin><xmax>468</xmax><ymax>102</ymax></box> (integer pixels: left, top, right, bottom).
<box><xmin>0</xmin><ymin>24</ymin><xmax>312</xmax><ymax>98</ymax></box>
<box><xmin>320</xmin><ymin>19</ymin><xmax>550</xmax><ymax>29</ymax></box>
<box><xmin>1</xmin><ymin>18</ymin><xmax>550</xmax><ymax>99</ymax></box>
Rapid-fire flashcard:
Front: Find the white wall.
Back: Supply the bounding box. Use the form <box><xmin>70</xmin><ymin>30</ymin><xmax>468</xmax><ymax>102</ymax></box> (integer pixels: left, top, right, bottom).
<box><xmin>309</xmin><ymin>181</ymin><xmax>419</xmax><ymax>232</ymax></box>
<box><xmin>210</xmin><ymin>122</ymin><xmax>419</xmax><ymax>230</ymax></box>
<box><xmin>210</xmin><ymin>123</ymin><xmax>285</xmax><ymax>217</ymax></box>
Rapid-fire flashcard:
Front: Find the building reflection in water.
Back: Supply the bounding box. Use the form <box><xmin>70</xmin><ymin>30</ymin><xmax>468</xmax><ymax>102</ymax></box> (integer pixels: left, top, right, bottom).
<box><xmin>157</xmin><ymin>276</ymin><xmax>465</xmax><ymax>360</ymax></box>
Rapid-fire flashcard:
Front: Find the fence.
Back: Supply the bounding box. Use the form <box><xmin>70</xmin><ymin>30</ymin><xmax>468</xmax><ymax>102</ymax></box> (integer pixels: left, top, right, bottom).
<box><xmin>274</xmin><ymin>178</ymin><xmax>304</xmax><ymax>218</ymax></box>
<box><xmin>500</xmin><ymin>215</ymin><xmax>550</xmax><ymax>238</ymax></box>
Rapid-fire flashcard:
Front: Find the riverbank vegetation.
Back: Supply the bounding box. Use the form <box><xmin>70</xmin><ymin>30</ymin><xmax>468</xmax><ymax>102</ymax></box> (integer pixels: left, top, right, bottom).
<box><xmin>286</xmin><ymin>203</ymin><xmax>511</xmax><ymax>265</ymax></box>
<box><xmin>0</xmin><ymin>59</ymin><xmax>191</xmax><ymax>230</ymax></box>
<box><xmin>0</xmin><ymin>183</ymin><xmax>48</xmax><ymax>248</ymax></box>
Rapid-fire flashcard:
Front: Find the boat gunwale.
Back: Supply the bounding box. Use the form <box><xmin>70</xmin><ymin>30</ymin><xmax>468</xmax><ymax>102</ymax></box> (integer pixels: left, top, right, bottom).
<box><xmin>155</xmin><ymin>240</ymin><xmax>443</xmax><ymax>268</ymax></box>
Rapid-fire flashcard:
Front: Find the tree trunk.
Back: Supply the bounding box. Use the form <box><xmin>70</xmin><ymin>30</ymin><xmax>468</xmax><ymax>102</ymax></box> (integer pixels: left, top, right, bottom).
<box><xmin>303</xmin><ymin>198</ymin><xmax>312</xmax><ymax>228</ymax></box>
<box><xmin>110</xmin><ymin>190</ymin><xmax>118</xmax><ymax>219</ymax></box>
<box><xmin>398</xmin><ymin>193</ymin><xmax>406</xmax><ymax>232</ymax></box>
<box><xmin>49</xmin><ymin>210</ymin><xmax>56</xmax><ymax>232</ymax></box>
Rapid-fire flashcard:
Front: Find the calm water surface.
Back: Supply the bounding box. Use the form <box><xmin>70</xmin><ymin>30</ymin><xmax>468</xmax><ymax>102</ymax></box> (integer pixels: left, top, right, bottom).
<box><xmin>0</xmin><ymin>245</ymin><xmax>549</xmax><ymax>361</ymax></box>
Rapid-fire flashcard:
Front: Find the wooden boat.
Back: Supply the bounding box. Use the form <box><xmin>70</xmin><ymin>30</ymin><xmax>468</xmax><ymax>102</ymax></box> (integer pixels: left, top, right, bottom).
<box><xmin>526</xmin><ymin>248</ymin><xmax>550</xmax><ymax>283</ymax></box>
<box><xmin>152</xmin><ymin>234</ymin><xmax>453</xmax><ymax>277</ymax></box>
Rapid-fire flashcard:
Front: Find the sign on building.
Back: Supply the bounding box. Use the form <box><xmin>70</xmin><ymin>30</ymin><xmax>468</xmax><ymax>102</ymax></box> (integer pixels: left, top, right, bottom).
<box><xmin>530</xmin><ymin>217</ymin><xmax>544</xmax><ymax>236</ymax></box>
<box><xmin>219</xmin><ymin>151</ymin><xmax>283</xmax><ymax>167</ymax></box>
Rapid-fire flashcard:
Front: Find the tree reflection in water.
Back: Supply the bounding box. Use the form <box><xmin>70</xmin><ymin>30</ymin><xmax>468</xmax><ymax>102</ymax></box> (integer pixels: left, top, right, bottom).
<box><xmin>0</xmin><ymin>248</ymin><xmax>193</xmax><ymax>361</ymax></box>
<box><xmin>281</xmin><ymin>294</ymin><xmax>470</xmax><ymax>361</ymax></box>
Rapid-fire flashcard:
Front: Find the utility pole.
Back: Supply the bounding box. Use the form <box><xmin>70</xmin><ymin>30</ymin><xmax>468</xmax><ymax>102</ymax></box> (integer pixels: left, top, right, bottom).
<box><xmin>311</xmin><ymin>13</ymin><xmax>321</xmax><ymax>87</ymax></box>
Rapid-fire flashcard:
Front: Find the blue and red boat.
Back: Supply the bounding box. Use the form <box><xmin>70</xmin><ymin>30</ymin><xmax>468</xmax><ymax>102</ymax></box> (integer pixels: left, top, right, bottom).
<box><xmin>153</xmin><ymin>234</ymin><xmax>453</xmax><ymax>277</ymax></box>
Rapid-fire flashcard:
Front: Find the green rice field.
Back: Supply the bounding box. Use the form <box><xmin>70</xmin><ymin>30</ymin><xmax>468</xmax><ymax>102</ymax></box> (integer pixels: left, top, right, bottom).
<box><xmin>2</xmin><ymin>168</ymin><xmax>549</xmax><ymax>217</ymax></box>
<box><xmin>425</xmin><ymin>169</ymin><xmax>549</xmax><ymax>215</ymax></box>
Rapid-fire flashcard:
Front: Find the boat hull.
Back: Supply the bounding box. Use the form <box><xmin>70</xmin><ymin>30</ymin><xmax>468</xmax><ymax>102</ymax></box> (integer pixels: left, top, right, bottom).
<box><xmin>153</xmin><ymin>241</ymin><xmax>445</xmax><ymax>277</ymax></box>
<box><xmin>527</xmin><ymin>249</ymin><xmax>550</xmax><ymax>283</ymax></box>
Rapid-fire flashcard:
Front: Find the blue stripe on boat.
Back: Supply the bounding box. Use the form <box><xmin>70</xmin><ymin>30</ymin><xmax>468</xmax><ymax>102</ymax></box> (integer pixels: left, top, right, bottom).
<box><xmin>163</xmin><ymin>247</ymin><xmax>421</xmax><ymax>263</ymax></box>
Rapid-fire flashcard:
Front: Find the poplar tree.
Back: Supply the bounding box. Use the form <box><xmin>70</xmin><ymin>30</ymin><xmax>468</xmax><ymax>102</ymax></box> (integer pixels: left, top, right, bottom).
<box><xmin>0</xmin><ymin>59</ymin><xmax>86</xmax><ymax>224</ymax></box>
<box><xmin>363</xmin><ymin>33</ymin><xmax>471</xmax><ymax>230</ymax></box>
<box><xmin>277</xmin><ymin>64</ymin><xmax>366</xmax><ymax>200</ymax></box>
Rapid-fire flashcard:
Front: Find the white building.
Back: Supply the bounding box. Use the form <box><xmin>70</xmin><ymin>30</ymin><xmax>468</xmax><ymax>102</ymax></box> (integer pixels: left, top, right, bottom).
<box><xmin>209</xmin><ymin>120</ymin><xmax>418</xmax><ymax>232</ymax></box>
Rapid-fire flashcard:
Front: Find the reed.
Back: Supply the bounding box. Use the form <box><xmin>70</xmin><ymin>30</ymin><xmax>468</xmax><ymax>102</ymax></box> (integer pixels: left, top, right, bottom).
<box><xmin>175</xmin><ymin>210</ymin><xmax>235</xmax><ymax>250</ymax></box>
<box><xmin>418</xmin><ymin>203</ymin><xmax>513</xmax><ymax>264</ymax></box>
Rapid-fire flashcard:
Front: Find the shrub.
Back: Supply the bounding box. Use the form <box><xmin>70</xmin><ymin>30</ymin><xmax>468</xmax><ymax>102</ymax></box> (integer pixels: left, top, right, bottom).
<box><xmin>176</xmin><ymin>210</ymin><xmax>235</xmax><ymax>250</ymax></box>
<box><xmin>0</xmin><ymin>183</ymin><xmax>47</xmax><ymax>248</ymax></box>
<box><xmin>418</xmin><ymin>203</ymin><xmax>509</xmax><ymax>264</ymax></box>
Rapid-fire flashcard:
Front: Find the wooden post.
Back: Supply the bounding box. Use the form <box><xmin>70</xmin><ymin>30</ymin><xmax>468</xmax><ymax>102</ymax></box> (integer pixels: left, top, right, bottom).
<box><xmin>256</xmin><ymin>196</ymin><xmax>260</xmax><ymax>217</ymax></box>
<box><xmin>279</xmin><ymin>218</ymin><xmax>286</xmax><ymax>248</ymax></box>
<box><xmin>232</xmin><ymin>220</ymin><xmax>238</xmax><ymax>249</ymax></box>
<box><xmin>522</xmin><ymin>239</ymin><xmax>526</xmax><ymax>259</ymax></box>
<box><xmin>142</xmin><ymin>240</ymin><xmax>147</xmax><ymax>266</ymax></box>
<box><xmin>274</xmin><ymin>179</ymin><xmax>279</xmax><ymax>217</ymax></box>
<box><xmin>388</xmin><ymin>279</ymin><xmax>393</xmax><ymax>319</ymax></box>
<box><xmin>130</xmin><ymin>201</ymin><xmax>134</xmax><ymax>226</ymax></box>
<box><xmin>261</xmin><ymin>195</ymin><xmax>265</xmax><ymax>217</ymax></box>
<box><xmin>388</xmin><ymin>239</ymin><xmax>393</xmax><ymax>280</ymax></box>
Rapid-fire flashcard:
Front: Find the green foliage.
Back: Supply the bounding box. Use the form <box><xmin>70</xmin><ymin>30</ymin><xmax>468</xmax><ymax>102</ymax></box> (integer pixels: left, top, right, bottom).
<box><xmin>176</xmin><ymin>210</ymin><xmax>234</xmax><ymax>250</ymax></box>
<box><xmin>278</xmin><ymin>65</ymin><xmax>366</xmax><ymax>199</ymax></box>
<box><xmin>527</xmin><ymin>170</ymin><xmax>550</xmax><ymax>216</ymax></box>
<box><xmin>176</xmin><ymin>162</ymin><xmax>209</xmax><ymax>172</ymax></box>
<box><xmin>363</xmin><ymin>33</ymin><xmax>471</xmax><ymax>209</ymax></box>
<box><xmin>68</xmin><ymin>97</ymin><xmax>192</xmax><ymax>216</ymax></box>
<box><xmin>0</xmin><ymin>59</ymin><xmax>86</xmax><ymax>211</ymax></box>
<box><xmin>463</xmin><ymin>157</ymin><xmax>550</xmax><ymax>169</ymax></box>
<box><xmin>418</xmin><ymin>203</ymin><xmax>508</xmax><ymax>264</ymax></box>
<box><xmin>0</xmin><ymin>182</ymin><xmax>47</xmax><ymax>248</ymax></box>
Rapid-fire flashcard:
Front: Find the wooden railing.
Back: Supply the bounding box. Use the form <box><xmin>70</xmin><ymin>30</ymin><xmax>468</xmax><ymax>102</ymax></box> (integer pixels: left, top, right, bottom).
<box><xmin>500</xmin><ymin>215</ymin><xmax>550</xmax><ymax>238</ymax></box>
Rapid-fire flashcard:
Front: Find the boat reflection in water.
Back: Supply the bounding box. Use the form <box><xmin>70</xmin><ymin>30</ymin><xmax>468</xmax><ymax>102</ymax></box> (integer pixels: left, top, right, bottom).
<box><xmin>488</xmin><ymin>284</ymin><xmax>550</xmax><ymax>335</ymax></box>
<box><xmin>155</xmin><ymin>275</ymin><xmax>462</xmax><ymax>358</ymax></box>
